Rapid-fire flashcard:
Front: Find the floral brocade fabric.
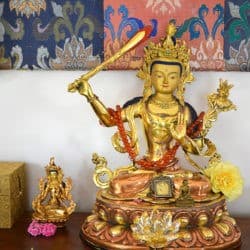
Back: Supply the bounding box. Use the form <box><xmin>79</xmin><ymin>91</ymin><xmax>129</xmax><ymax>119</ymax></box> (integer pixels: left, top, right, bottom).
<box><xmin>0</xmin><ymin>0</ymin><xmax>104</xmax><ymax>70</ymax></box>
<box><xmin>0</xmin><ymin>0</ymin><xmax>249</xmax><ymax>71</ymax></box>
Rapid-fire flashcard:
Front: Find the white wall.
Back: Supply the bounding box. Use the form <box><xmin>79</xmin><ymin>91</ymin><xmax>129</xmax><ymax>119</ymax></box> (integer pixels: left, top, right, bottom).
<box><xmin>0</xmin><ymin>70</ymin><xmax>249</xmax><ymax>215</ymax></box>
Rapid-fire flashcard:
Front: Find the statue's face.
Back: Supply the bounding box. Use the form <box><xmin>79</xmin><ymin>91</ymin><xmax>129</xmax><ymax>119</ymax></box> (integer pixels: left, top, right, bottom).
<box><xmin>151</xmin><ymin>63</ymin><xmax>181</xmax><ymax>94</ymax></box>
<box><xmin>49</xmin><ymin>171</ymin><xmax>58</xmax><ymax>180</ymax></box>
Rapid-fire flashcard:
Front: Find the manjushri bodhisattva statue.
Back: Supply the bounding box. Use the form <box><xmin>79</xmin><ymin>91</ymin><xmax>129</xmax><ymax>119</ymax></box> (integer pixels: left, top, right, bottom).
<box><xmin>68</xmin><ymin>21</ymin><xmax>243</xmax><ymax>249</ymax></box>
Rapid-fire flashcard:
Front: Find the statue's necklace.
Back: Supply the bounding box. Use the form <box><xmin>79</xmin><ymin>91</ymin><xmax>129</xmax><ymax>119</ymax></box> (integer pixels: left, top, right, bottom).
<box><xmin>149</xmin><ymin>96</ymin><xmax>178</xmax><ymax>109</ymax></box>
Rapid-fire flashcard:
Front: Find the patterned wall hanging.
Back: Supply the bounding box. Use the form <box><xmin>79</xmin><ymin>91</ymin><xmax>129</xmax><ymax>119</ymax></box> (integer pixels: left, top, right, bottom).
<box><xmin>0</xmin><ymin>0</ymin><xmax>104</xmax><ymax>70</ymax></box>
<box><xmin>0</xmin><ymin>0</ymin><xmax>249</xmax><ymax>71</ymax></box>
<box><xmin>224</xmin><ymin>0</ymin><xmax>250</xmax><ymax>71</ymax></box>
<box><xmin>104</xmin><ymin>0</ymin><xmax>225</xmax><ymax>70</ymax></box>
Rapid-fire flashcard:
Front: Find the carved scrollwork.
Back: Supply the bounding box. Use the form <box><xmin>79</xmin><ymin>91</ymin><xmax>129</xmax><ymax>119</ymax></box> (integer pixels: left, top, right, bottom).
<box><xmin>92</xmin><ymin>153</ymin><xmax>113</xmax><ymax>189</ymax></box>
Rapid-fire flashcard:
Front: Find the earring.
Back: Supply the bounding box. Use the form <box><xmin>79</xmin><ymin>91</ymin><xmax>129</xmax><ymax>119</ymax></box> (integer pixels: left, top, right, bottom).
<box><xmin>143</xmin><ymin>74</ymin><xmax>153</xmax><ymax>101</ymax></box>
<box><xmin>176</xmin><ymin>80</ymin><xmax>185</xmax><ymax>105</ymax></box>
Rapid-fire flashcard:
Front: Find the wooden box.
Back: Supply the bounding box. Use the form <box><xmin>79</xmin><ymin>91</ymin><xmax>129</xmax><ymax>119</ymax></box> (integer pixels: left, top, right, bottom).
<box><xmin>0</xmin><ymin>162</ymin><xmax>25</xmax><ymax>228</ymax></box>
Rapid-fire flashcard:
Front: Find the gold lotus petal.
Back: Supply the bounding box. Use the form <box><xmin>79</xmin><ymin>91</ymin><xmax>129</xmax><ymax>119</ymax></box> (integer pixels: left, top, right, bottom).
<box><xmin>222</xmin><ymin>214</ymin><xmax>236</xmax><ymax>226</ymax></box>
<box><xmin>98</xmin><ymin>209</ymin><xmax>108</xmax><ymax>221</ymax></box>
<box><xmin>86</xmin><ymin>214</ymin><xmax>98</xmax><ymax>223</ymax></box>
<box><xmin>198</xmin><ymin>214</ymin><xmax>208</xmax><ymax>227</ymax></box>
<box><xmin>215</xmin><ymin>209</ymin><xmax>223</xmax><ymax>222</ymax></box>
<box><xmin>109</xmin><ymin>225</ymin><xmax>125</xmax><ymax>237</ymax></box>
<box><xmin>93</xmin><ymin>221</ymin><xmax>107</xmax><ymax>231</ymax></box>
<box><xmin>178</xmin><ymin>217</ymin><xmax>189</xmax><ymax>228</ymax></box>
<box><xmin>199</xmin><ymin>227</ymin><xmax>214</xmax><ymax>240</ymax></box>
<box><xmin>114</xmin><ymin>213</ymin><xmax>126</xmax><ymax>225</ymax></box>
<box><xmin>216</xmin><ymin>223</ymin><xmax>231</xmax><ymax>236</ymax></box>
<box><xmin>179</xmin><ymin>230</ymin><xmax>192</xmax><ymax>241</ymax></box>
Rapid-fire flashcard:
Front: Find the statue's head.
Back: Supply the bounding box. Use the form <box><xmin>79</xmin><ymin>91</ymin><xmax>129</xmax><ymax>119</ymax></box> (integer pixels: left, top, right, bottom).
<box><xmin>137</xmin><ymin>21</ymin><xmax>194</xmax><ymax>104</ymax></box>
<box><xmin>45</xmin><ymin>157</ymin><xmax>63</xmax><ymax>182</ymax></box>
<box><xmin>150</xmin><ymin>60</ymin><xmax>182</xmax><ymax>95</ymax></box>
<box><xmin>49</xmin><ymin>170</ymin><xmax>58</xmax><ymax>179</ymax></box>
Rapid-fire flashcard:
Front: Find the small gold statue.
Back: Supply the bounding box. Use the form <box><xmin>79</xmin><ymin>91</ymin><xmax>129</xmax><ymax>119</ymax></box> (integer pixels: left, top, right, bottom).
<box><xmin>32</xmin><ymin>157</ymin><xmax>76</xmax><ymax>226</ymax></box>
<box><xmin>175</xmin><ymin>179</ymin><xmax>194</xmax><ymax>207</ymax></box>
<box><xmin>68</xmin><ymin>21</ymin><xmax>242</xmax><ymax>249</ymax></box>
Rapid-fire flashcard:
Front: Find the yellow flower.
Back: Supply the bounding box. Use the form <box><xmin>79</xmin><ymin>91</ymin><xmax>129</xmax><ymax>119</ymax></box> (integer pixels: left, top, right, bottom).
<box><xmin>204</xmin><ymin>162</ymin><xmax>243</xmax><ymax>201</ymax></box>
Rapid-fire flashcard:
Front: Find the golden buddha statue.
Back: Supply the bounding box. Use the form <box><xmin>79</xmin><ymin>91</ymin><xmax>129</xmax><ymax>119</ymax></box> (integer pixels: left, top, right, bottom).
<box><xmin>68</xmin><ymin>22</ymin><xmax>242</xmax><ymax>249</ymax></box>
<box><xmin>32</xmin><ymin>157</ymin><xmax>76</xmax><ymax>226</ymax></box>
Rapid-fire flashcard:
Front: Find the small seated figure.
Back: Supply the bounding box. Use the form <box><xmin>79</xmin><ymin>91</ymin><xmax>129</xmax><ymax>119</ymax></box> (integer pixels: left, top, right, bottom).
<box><xmin>32</xmin><ymin>157</ymin><xmax>76</xmax><ymax>225</ymax></box>
<box><xmin>175</xmin><ymin>179</ymin><xmax>194</xmax><ymax>207</ymax></box>
<box><xmin>68</xmin><ymin>22</ymin><xmax>236</xmax><ymax>203</ymax></box>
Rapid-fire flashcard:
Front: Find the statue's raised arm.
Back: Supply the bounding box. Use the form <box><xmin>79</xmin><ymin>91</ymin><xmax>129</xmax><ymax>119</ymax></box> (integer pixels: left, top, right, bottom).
<box><xmin>67</xmin><ymin>27</ymin><xmax>152</xmax><ymax>127</ymax></box>
<box><xmin>74</xmin><ymin>79</ymin><xmax>115</xmax><ymax>127</ymax></box>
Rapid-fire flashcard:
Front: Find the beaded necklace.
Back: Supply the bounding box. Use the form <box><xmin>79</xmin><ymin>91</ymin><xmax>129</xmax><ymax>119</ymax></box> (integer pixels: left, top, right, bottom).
<box><xmin>148</xmin><ymin>95</ymin><xmax>178</xmax><ymax>109</ymax></box>
<box><xmin>108</xmin><ymin>106</ymin><xmax>205</xmax><ymax>171</ymax></box>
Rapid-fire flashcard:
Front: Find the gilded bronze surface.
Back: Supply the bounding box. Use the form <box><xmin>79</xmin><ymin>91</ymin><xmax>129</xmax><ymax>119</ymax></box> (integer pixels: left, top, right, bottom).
<box><xmin>32</xmin><ymin>157</ymin><xmax>76</xmax><ymax>225</ymax></box>
<box><xmin>69</xmin><ymin>21</ymin><xmax>241</xmax><ymax>249</ymax></box>
<box><xmin>92</xmin><ymin>153</ymin><xmax>113</xmax><ymax>189</ymax></box>
<box><xmin>81</xmin><ymin>192</ymin><xmax>241</xmax><ymax>249</ymax></box>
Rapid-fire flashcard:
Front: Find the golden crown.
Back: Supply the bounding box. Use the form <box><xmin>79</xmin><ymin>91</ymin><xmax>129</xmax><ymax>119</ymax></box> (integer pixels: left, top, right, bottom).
<box><xmin>140</xmin><ymin>21</ymin><xmax>194</xmax><ymax>83</ymax></box>
<box><xmin>45</xmin><ymin>157</ymin><xmax>62</xmax><ymax>175</ymax></box>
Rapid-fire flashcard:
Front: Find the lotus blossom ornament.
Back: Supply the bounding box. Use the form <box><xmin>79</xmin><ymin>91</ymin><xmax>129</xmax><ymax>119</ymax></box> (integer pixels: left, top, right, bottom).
<box><xmin>131</xmin><ymin>210</ymin><xmax>180</xmax><ymax>249</ymax></box>
<box><xmin>207</xmin><ymin>79</ymin><xmax>237</xmax><ymax>112</ymax></box>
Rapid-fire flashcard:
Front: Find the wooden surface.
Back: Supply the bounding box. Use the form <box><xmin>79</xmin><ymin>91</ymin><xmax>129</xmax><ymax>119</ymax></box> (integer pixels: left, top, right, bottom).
<box><xmin>0</xmin><ymin>212</ymin><xmax>249</xmax><ymax>250</ymax></box>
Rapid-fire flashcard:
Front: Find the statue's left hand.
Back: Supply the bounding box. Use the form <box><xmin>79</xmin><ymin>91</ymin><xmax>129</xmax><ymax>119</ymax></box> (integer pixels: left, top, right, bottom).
<box><xmin>170</xmin><ymin>112</ymin><xmax>187</xmax><ymax>141</ymax></box>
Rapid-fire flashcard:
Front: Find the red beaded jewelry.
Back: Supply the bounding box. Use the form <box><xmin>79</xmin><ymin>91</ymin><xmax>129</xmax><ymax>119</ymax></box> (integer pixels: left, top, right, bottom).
<box><xmin>108</xmin><ymin>106</ymin><xmax>205</xmax><ymax>171</ymax></box>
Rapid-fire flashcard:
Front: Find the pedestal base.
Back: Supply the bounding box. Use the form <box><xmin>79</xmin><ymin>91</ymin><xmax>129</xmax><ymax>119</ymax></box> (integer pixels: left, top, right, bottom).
<box><xmin>80</xmin><ymin>191</ymin><xmax>241</xmax><ymax>249</ymax></box>
<box><xmin>80</xmin><ymin>233</ymin><xmax>241</xmax><ymax>250</ymax></box>
<box><xmin>32</xmin><ymin>213</ymin><xmax>67</xmax><ymax>228</ymax></box>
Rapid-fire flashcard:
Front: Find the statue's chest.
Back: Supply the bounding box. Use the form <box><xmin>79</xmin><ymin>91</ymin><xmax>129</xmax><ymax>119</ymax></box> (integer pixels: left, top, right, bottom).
<box><xmin>144</xmin><ymin>112</ymin><xmax>178</xmax><ymax>140</ymax></box>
